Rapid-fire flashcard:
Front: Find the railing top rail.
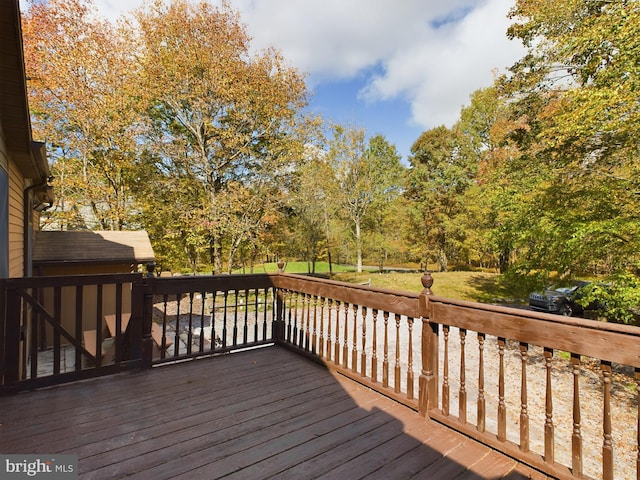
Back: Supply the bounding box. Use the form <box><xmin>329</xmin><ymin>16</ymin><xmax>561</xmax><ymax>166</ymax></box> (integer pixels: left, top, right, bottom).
<box><xmin>428</xmin><ymin>294</ymin><xmax>640</xmax><ymax>367</ymax></box>
<box><xmin>147</xmin><ymin>273</ymin><xmax>276</xmax><ymax>294</ymax></box>
<box><xmin>273</xmin><ymin>273</ymin><xmax>420</xmax><ymax>318</ymax></box>
<box><xmin>4</xmin><ymin>273</ymin><xmax>142</xmax><ymax>289</ymax></box>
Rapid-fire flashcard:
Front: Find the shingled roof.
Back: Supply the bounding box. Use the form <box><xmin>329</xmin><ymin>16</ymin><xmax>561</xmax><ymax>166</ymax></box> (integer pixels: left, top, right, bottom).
<box><xmin>33</xmin><ymin>231</ymin><xmax>155</xmax><ymax>266</ymax></box>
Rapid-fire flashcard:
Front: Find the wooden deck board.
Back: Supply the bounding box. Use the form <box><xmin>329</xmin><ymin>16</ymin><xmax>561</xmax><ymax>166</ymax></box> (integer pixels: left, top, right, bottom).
<box><xmin>0</xmin><ymin>346</ymin><xmax>545</xmax><ymax>479</ymax></box>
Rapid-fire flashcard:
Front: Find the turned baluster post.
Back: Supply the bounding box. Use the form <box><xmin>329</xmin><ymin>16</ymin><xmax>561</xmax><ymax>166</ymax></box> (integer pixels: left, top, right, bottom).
<box><xmin>138</xmin><ymin>277</ymin><xmax>154</xmax><ymax>369</ymax></box>
<box><xmin>275</xmin><ymin>259</ymin><xmax>286</xmax><ymax>344</ymax></box>
<box><xmin>477</xmin><ymin>332</ymin><xmax>486</xmax><ymax>433</ymax></box>
<box><xmin>519</xmin><ymin>342</ymin><xmax>530</xmax><ymax>452</ymax></box>
<box><xmin>602</xmin><ymin>361</ymin><xmax>613</xmax><ymax>480</ymax></box>
<box><xmin>571</xmin><ymin>352</ymin><xmax>583</xmax><ymax>477</ymax></box>
<box><xmin>418</xmin><ymin>272</ymin><xmax>438</xmax><ymax>417</ymax></box>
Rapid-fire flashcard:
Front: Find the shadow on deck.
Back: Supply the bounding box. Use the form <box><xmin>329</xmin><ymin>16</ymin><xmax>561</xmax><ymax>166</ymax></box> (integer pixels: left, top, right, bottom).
<box><xmin>0</xmin><ymin>346</ymin><xmax>548</xmax><ymax>479</ymax></box>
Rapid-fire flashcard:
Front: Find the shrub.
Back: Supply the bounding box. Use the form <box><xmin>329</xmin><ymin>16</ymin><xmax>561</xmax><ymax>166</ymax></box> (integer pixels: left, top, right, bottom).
<box><xmin>578</xmin><ymin>272</ymin><xmax>640</xmax><ymax>325</ymax></box>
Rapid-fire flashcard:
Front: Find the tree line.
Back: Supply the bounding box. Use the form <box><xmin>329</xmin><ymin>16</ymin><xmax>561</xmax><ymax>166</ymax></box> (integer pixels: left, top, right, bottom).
<box><xmin>23</xmin><ymin>0</ymin><xmax>640</xmax><ymax>290</ymax></box>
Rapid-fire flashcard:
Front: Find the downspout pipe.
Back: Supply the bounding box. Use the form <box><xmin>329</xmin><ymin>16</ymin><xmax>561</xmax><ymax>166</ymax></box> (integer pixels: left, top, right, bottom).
<box><xmin>22</xmin><ymin>175</ymin><xmax>52</xmax><ymax>277</ymax></box>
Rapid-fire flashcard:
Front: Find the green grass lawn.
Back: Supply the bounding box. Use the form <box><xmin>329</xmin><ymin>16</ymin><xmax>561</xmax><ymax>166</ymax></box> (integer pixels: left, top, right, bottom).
<box><xmin>239</xmin><ymin>261</ymin><xmax>376</xmax><ymax>275</ymax></box>
<box><xmin>332</xmin><ymin>270</ymin><xmax>512</xmax><ymax>303</ymax></box>
<box><xmin>242</xmin><ymin>262</ymin><xmax>517</xmax><ymax>304</ymax></box>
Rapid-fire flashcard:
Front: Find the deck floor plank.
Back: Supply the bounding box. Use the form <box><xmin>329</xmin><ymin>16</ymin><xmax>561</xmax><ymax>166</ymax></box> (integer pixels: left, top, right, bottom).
<box><xmin>0</xmin><ymin>346</ymin><xmax>545</xmax><ymax>480</ymax></box>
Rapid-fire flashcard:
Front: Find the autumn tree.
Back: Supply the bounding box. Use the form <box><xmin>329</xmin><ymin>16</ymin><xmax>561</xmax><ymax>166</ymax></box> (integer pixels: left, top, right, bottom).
<box><xmin>497</xmin><ymin>0</ymin><xmax>640</xmax><ymax>275</ymax></box>
<box><xmin>134</xmin><ymin>0</ymin><xmax>308</xmax><ymax>272</ymax></box>
<box><xmin>507</xmin><ymin>0</ymin><xmax>640</xmax><ymax>163</ymax></box>
<box><xmin>23</xmin><ymin>0</ymin><xmax>144</xmax><ymax>230</ymax></box>
<box><xmin>286</xmin><ymin>143</ymin><xmax>338</xmax><ymax>274</ymax></box>
<box><xmin>405</xmin><ymin>126</ymin><xmax>476</xmax><ymax>271</ymax></box>
<box><xmin>363</xmin><ymin>135</ymin><xmax>405</xmax><ymax>271</ymax></box>
<box><xmin>454</xmin><ymin>86</ymin><xmax>533</xmax><ymax>272</ymax></box>
<box><xmin>327</xmin><ymin>127</ymin><xmax>404</xmax><ymax>272</ymax></box>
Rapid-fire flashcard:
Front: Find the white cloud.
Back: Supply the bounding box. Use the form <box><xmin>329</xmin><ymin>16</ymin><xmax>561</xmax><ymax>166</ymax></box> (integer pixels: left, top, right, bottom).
<box><xmin>235</xmin><ymin>0</ymin><xmax>525</xmax><ymax>128</ymax></box>
<box><xmin>235</xmin><ymin>0</ymin><xmax>480</xmax><ymax>78</ymax></box>
<box><xmin>41</xmin><ymin>0</ymin><xmax>525</xmax><ymax>132</ymax></box>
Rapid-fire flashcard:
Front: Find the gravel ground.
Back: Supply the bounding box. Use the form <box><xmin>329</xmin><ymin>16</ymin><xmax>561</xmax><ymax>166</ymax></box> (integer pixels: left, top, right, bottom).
<box><xmin>437</xmin><ymin>330</ymin><xmax>637</xmax><ymax>480</ymax></box>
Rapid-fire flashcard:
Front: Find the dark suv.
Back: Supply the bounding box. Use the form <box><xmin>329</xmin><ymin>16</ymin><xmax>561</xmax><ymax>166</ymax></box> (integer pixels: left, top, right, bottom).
<box><xmin>528</xmin><ymin>281</ymin><xmax>591</xmax><ymax>317</ymax></box>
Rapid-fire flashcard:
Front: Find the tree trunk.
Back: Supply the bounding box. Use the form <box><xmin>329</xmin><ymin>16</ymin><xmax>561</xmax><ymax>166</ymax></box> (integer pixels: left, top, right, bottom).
<box><xmin>209</xmin><ymin>233</ymin><xmax>223</xmax><ymax>275</ymax></box>
<box><xmin>356</xmin><ymin>219</ymin><xmax>362</xmax><ymax>273</ymax></box>
<box><xmin>499</xmin><ymin>249</ymin><xmax>510</xmax><ymax>274</ymax></box>
<box><xmin>226</xmin><ymin>235</ymin><xmax>244</xmax><ymax>274</ymax></box>
<box><xmin>324</xmin><ymin>208</ymin><xmax>333</xmax><ymax>278</ymax></box>
<box><xmin>437</xmin><ymin>249</ymin><xmax>448</xmax><ymax>272</ymax></box>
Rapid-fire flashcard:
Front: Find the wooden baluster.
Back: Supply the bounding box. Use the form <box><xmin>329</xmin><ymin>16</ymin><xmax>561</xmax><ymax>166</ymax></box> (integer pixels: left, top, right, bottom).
<box><xmin>293</xmin><ymin>291</ymin><xmax>299</xmax><ymax>346</ymax></box>
<box><xmin>326</xmin><ymin>299</ymin><xmax>333</xmax><ymax>361</ymax></box>
<box><xmin>174</xmin><ymin>293</ymin><xmax>181</xmax><ymax>356</ymax></box>
<box><xmin>30</xmin><ymin>289</ymin><xmax>39</xmax><ymax>377</ymax></box>
<box><xmin>243</xmin><ymin>289</ymin><xmax>249</xmax><ymax>345</ymax></box>
<box><xmin>292</xmin><ymin>292</ymin><xmax>299</xmax><ymax>346</ymax></box>
<box><xmin>211</xmin><ymin>290</ymin><xmax>217</xmax><ymax>351</ymax></box>
<box><xmin>187</xmin><ymin>292</ymin><xmax>194</xmax><ymax>354</ymax></box>
<box><xmin>319</xmin><ymin>297</ymin><xmax>325</xmax><ymax>358</ymax></box>
<box><xmin>352</xmin><ymin>304</ymin><xmax>358</xmax><ymax>372</ymax></box>
<box><xmin>75</xmin><ymin>285</ymin><xmax>83</xmax><ymax>371</ymax></box>
<box><xmin>544</xmin><ymin>347</ymin><xmax>555</xmax><ymax>463</ymax></box>
<box><xmin>304</xmin><ymin>293</ymin><xmax>311</xmax><ymax>351</ymax></box>
<box><xmin>286</xmin><ymin>290</ymin><xmax>293</xmax><ymax>343</ymax></box>
<box><xmin>636</xmin><ymin>368</ymin><xmax>640</xmax><ymax>479</ymax></box>
<box><xmin>394</xmin><ymin>314</ymin><xmax>401</xmax><ymax>393</ymax></box>
<box><xmin>360</xmin><ymin>306</ymin><xmax>367</xmax><ymax>377</ymax></box>
<box><xmin>222</xmin><ymin>290</ymin><xmax>229</xmax><ymax>348</ymax></box>
<box><xmin>312</xmin><ymin>295</ymin><xmax>318</xmax><ymax>354</ymax></box>
<box><xmin>298</xmin><ymin>293</ymin><xmax>305</xmax><ymax>349</ymax></box>
<box><xmin>520</xmin><ymin>342</ymin><xmax>529</xmax><ymax>452</ymax></box>
<box><xmin>407</xmin><ymin>317</ymin><xmax>414</xmax><ymax>399</ymax></box>
<box><xmin>571</xmin><ymin>353</ymin><xmax>583</xmax><ymax>477</ymax></box>
<box><xmin>371</xmin><ymin>309</ymin><xmax>378</xmax><ymax>383</ymax></box>
<box><xmin>334</xmin><ymin>301</ymin><xmax>341</xmax><ymax>365</ymax></box>
<box><xmin>253</xmin><ymin>288</ymin><xmax>259</xmax><ymax>342</ymax></box>
<box><xmin>459</xmin><ymin>328</ymin><xmax>467</xmax><ymax>424</ymax></box>
<box><xmin>161</xmin><ymin>294</ymin><xmax>168</xmax><ymax>360</ymax></box>
<box><xmin>477</xmin><ymin>332</ymin><xmax>486</xmax><ymax>433</ymax></box>
<box><xmin>602</xmin><ymin>361</ymin><xmax>613</xmax><ymax>480</ymax></box>
<box><xmin>282</xmin><ymin>289</ymin><xmax>291</xmax><ymax>342</ymax></box>
<box><xmin>232</xmin><ymin>290</ymin><xmax>239</xmax><ymax>346</ymax></box>
<box><xmin>498</xmin><ymin>337</ymin><xmax>506</xmax><ymax>441</ymax></box>
<box><xmin>383</xmin><ymin>311</ymin><xmax>390</xmax><ymax>388</ymax></box>
<box><xmin>198</xmin><ymin>292</ymin><xmax>206</xmax><ymax>352</ymax></box>
<box><xmin>53</xmin><ymin>286</ymin><xmax>61</xmax><ymax>374</ymax></box>
<box><xmin>262</xmin><ymin>287</ymin><xmax>268</xmax><ymax>341</ymax></box>
<box><xmin>443</xmin><ymin>325</ymin><xmax>450</xmax><ymax>416</ymax></box>
<box><xmin>342</xmin><ymin>302</ymin><xmax>349</xmax><ymax>369</ymax></box>
<box><xmin>114</xmin><ymin>283</ymin><xmax>124</xmax><ymax>363</ymax></box>
<box><xmin>115</xmin><ymin>283</ymin><xmax>123</xmax><ymax>362</ymax></box>
<box><xmin>96</xmin><ymin>285</ymin><xmax>104</xmax><ymax>364</ymax></box>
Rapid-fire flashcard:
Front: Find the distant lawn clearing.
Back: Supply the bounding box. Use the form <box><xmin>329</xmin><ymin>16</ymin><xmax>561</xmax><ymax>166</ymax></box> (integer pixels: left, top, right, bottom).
<box><xmin>237</xmin><ymin>262</ymin><xmax>375</xmax><ymax>275</ymax></box>
<box><xmin>332</xmin><ymin>271</ymin><xmax>505</xmax><ymax>303</ymax></box>
<box><xmin>237</xmin><ymin>263</ymin><xmax>507</xmax><ymax>303</ymax></box>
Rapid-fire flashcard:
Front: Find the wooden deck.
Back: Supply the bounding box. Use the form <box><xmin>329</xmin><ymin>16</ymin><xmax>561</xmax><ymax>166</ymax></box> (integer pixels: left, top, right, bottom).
<box><xmin>0</xmin><ymin>346</ymin><xmax>550</xmax><ymax>479</ymax></box>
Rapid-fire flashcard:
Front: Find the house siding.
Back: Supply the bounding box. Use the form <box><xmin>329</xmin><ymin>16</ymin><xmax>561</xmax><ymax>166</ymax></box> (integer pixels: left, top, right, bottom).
<box><xmin>0</xmin><ymin>129</ymin><xmax>8</xmax><ymax>278</ymax></box>
<box><xmin>8</xmin><ymin>158</ymin><xmax>24</xmax><ymax>278</ymax></box>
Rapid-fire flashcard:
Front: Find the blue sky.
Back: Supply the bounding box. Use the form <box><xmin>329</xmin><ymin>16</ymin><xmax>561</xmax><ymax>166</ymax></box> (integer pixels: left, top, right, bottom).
<box><xmin>311</xmin><ymin>75</ymin><xmax>418</xmax><ymax>159</ymax></box>
<box><xmin>22</xmin><ymin>0</ymin><xmax>525</xmax><ymax>161</ymax></box>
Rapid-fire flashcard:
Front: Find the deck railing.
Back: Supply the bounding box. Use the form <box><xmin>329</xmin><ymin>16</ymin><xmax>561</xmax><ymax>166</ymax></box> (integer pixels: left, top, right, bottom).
<box><xmin>3</xmin><ymin>270</ymin><xmax>640</xmax><ymax>479</ymax></box>
<box><xmin>421</xmin><ymin>285</ymin><xmax>640</xmax><ymax>480</ymax></box>
<box><xmin>272</xmin><ymin>273</ymin><xmax>421</xmax><ymax>410</ymax></box>
<box><xmin>0</xmin><ymin>273</ymin><xmax>143</xmax><ymax>389</ymax></box>
<box><xmin>142</xmin><ymin>274</ymin><xmax>277</xmax><ymax>365</ymax></box>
